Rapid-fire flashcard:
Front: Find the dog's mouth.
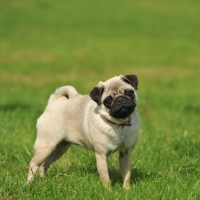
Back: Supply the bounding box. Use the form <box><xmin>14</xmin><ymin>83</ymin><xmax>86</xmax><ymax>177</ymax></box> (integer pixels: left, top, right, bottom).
<box><xmin>109</xmin><ymin>97</ymin><xmax>136</xmax><ymax>118</ymax></box>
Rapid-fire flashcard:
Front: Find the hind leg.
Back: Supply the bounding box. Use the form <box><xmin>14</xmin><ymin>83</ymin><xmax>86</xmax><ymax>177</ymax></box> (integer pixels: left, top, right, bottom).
<box><xmin>39</xmin><ymin>141</ymin><xmax>71</xmax><ymax>177</ymax></box>
<box><xmin>28</xmin><ymin>145</ymin><xmax>54</xmax><ymax>182</ymax></box>
<box><xmin>27</xmin><ymin>139</ymin><xmax>70</xmax><ymax>183</ymax></box>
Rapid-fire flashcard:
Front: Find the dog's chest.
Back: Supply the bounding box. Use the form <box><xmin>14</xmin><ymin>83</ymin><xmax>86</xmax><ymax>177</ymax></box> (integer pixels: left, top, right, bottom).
<box><xmin>105</xmin><ymin>127</ymin><xmax>138</xmax><ymax>152</ymax></box>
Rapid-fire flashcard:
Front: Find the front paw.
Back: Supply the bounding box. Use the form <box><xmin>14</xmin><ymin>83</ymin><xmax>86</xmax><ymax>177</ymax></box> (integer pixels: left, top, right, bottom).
<box><xmin>103</xmin><ymin>180</ymin><xmax>112</xmax><ymax>190</ymax></box>
<box><xmin>123</xmin><ymin>181</ymin><xmax>130</xmax><ymax>190</ymax></box>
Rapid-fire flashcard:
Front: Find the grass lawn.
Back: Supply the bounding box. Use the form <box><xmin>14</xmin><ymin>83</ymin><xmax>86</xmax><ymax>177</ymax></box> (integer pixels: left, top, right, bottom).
<box><xmin>0</xmin><ymin>0</ymin><xmax>200</xmax><ymax>199</ymax></box>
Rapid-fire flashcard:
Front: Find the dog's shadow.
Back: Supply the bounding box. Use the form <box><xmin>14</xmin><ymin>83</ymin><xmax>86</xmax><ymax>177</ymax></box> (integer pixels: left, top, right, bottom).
<box><xmin>79</xmin><ymin>162</ymin><xmax>159</xmax><ymax>187</ymax></box>
<box><xmin>109</xmin><ymin>167</ymin><xmax>159</xmax><ymax>187</ymax></box>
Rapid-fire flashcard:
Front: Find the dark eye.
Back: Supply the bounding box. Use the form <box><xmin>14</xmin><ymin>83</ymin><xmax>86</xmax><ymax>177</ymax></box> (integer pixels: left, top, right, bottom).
<box><xmin>125</xmin><ymin>90</ymin><xmax>134</xmax><ymax>98</ymax></box>
<box><xmin>103</xmin><ymin>96</ymin><xmax>112</xmax><ymax>108</ymax></box>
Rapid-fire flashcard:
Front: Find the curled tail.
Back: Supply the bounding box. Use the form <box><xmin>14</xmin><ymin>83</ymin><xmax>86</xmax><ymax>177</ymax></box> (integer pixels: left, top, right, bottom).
<box><xmin>48</xmin><ymin>86</ymin><xmax>79</xmax><ymax>103</ymax></box>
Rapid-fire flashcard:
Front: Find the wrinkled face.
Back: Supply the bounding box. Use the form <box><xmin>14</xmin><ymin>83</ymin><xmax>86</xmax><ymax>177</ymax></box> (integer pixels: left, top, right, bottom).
<box><xmin>90</xmin><ymin>75</ymin><xmax>138</xmax><ymax>119</ymax></box>
<box><xmin>102</xmin><ymin>82</ymin><xmax>136</xmax><ymax>118</ymax></box>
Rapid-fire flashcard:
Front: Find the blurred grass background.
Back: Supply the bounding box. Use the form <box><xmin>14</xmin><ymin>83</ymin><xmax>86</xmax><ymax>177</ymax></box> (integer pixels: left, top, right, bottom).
<box><xmin>0</xmin><ymin>0</ymin><xmax>200</xmax><ymax>199</ymax></box>
<box><xmin>0</xmin><ymin>0</ymin><xmax>200</xmax><ymax>105</ymax></box>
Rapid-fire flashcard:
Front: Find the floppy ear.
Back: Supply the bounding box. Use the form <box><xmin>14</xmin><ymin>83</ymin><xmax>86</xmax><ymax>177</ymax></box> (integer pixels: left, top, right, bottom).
<box><xmin>90</xmin><ymin>86</ymin><xmax>104</xmax><ymax>105</ymax></box>
<box><xmin>121</xmin><ymin>74</ymin><xmax>139</xmax><ymax>90</ymax></box>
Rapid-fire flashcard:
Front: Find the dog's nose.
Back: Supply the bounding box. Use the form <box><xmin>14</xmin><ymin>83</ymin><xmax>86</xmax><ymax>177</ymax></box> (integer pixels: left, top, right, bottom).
<box><xmin>116</xmin><ymin>97</ymin><xmax>124</xmax><ymax>104</ymax></box>
<box><xmin>110</xmin><ymin>96</ymin><xmax>135</xmax><ymax>118</ymax></box>
<box><xmin>116</xmin><ymin>97</ymin><xmax>131</xmax><ymax>107</ymax></box>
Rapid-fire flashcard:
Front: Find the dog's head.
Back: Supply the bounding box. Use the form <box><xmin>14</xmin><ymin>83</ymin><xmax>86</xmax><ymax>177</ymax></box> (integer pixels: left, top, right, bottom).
<box><xmin>90</xmin><ymin>75</ymin><xmax>138</xmax><ymax>121</ymax></box>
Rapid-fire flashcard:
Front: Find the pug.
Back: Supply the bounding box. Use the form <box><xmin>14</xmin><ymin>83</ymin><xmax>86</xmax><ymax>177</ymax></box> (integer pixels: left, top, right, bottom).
<box><xmin>27</xmin><ymin>74</ymin><xmax>140</xmax><ymax>189</ymax></box>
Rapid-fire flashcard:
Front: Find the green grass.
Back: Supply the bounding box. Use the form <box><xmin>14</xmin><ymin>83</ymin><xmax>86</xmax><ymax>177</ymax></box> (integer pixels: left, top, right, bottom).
<box><xmin>1</xmin><ymin>0</ymin><xmax>200</xmax><ymax>199</ymax></box>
